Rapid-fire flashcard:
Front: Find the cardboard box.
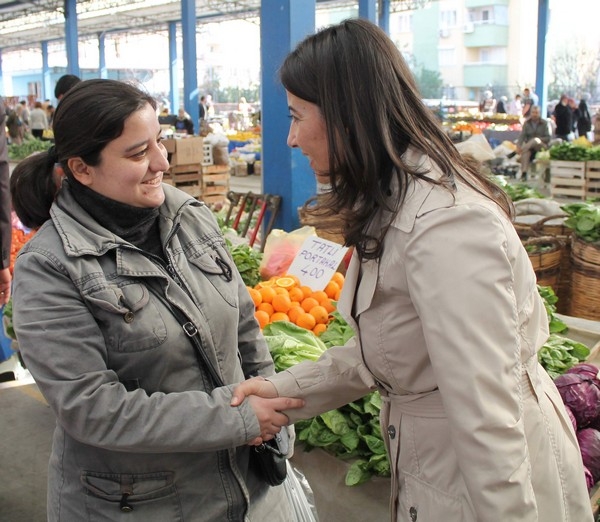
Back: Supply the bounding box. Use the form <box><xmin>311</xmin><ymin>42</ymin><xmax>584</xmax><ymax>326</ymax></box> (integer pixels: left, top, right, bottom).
<box><xmin>163</xmin><ymin>137</ymin><xmax>204</xmax><ymax>166</ymax></box>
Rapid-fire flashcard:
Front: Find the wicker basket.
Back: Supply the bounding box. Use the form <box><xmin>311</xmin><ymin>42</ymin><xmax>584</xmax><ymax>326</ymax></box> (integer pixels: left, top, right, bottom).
<box><xmin>523</xmin><ymin>236</ymin><xmax>564</xmax><ymax>291</ymax></box>
<box><xmin>569</xmin><ymin>237</ymin><xmax>600</xmax><ymax>320</ymax></box>
<box><xmin>298</xmin><ymin>196</ymin><xmax>346</xmax><ymax>245</ymax></box>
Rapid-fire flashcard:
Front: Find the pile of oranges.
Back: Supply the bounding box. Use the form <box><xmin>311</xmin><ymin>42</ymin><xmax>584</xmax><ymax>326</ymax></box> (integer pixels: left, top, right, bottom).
<box><xmin>247</xmin><ymin>272</ymin><xmax>345</xmax><ymax>336</ymax></box>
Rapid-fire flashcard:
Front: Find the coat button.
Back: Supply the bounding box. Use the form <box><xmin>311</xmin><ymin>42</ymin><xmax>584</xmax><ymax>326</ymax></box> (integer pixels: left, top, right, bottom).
<box><xmin>387</xmin><ymin>425</ymin><xmax>396</xmax><ymax>439</ymax></box>
<box><xmin>123</xmin><ymin>311</ymin><xmax>134</xmax><ymax>323</ymax></box>
<box><xmin>409</xmin><ymin>506</ymin><xmax>417</xmax><ymax>521</ymax></box>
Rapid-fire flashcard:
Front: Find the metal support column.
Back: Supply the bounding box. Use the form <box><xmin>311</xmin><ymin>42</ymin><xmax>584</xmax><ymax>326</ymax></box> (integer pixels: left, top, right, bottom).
<box><xmin>168</xmin><ymin>21</ymin><xmax>179</xmax><ymax>114</ymax></box>
<box><xmin>42</xmin><ymin>41</ymin><xmax>51</xmax><ymax>101</ymax></box>
<box><xmin>64</xmin><ymin>0</ymin><xmax>80</xmax><ymax>77</ymax></box>
<box><xmin>98</xmin><ymin>32</ymin><xmax>107</xmax><ymax>79</ymax></box>
<box><xmin>261</xmin><ymin>0</ymin><xmax>316</xmax><ymax>232</ymax></box>
<box><xmin>181</xmin><ymin>0</ymin><xmax>198</xmax><ymax>132</ymax></box>
<box><xmin>359</xmin><ymin>0</ymin><xmax>377</xmax><ymax>22</ymax></box>
<box><xmin>379</xmin><ymin>0</ymin><xmax>390</xmax><ymax>33</ymax></box>
<box><xmin>535</xmin><ymin>0</ymin><xmax>549</xmax><ymax>115</ymax></box>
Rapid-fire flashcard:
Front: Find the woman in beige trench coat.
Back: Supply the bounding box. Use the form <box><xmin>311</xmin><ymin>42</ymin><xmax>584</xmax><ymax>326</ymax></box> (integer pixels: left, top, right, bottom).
<box><xmin>232</xmin><ymin>19</ymin><xmax>593</xmax><ymax>522</ymax></box>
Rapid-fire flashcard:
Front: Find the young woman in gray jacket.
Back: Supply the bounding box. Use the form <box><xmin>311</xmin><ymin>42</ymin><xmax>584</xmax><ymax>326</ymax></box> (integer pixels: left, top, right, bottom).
<box><xmin>9</xmin><ymin>79</ymin><xmax>302</xmax><ymax>522</ymax></box>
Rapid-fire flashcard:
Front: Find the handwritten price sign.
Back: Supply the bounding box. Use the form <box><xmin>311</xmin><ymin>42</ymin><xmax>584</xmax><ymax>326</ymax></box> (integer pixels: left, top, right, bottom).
<box><xmin>287</xmin><ymin>236</ymin><xmax>349</xmax><ymax>290</ymax></box>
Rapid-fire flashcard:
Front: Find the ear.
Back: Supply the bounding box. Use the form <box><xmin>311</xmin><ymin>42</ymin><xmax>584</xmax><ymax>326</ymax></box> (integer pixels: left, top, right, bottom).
<box><xmin>67</xmin><ymin>157</ymin><xmax>93</xmax><ymax>186</ymax></box>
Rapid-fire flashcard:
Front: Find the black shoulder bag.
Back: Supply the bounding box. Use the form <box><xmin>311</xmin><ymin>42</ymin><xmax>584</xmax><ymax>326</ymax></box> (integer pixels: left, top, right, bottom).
<box><xmin>148</xmin><ymin>284</ymin><xmax>288</xmax><ymax>487</ymax></box>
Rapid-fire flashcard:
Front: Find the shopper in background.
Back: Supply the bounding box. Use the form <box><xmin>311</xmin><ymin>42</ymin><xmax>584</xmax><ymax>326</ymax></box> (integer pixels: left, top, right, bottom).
<box><xmin>0</xmin><ymin>97</ymin><xmax>10</xmax><ymax>306</ymax></box>
<box><xmin>9</xmin><ymin>79</ymin><xmax>300</xmax><ymax>522</ymax></box>
<box><xmin>578</xmin><ymin>97</ymin><xmax>593</xmax><ymax>139</ymax></box>
<box><xmin>495</xmin><ymin>95</ymin><xmax>507</xmax><ymax>114</ymax></box>
<box><xmin>53</xmin><ymin>73</ymin><xmax>81</xmax><ymax>103</ymax></box>
<box><xmin>521</xmin><ymin>87</ymin><xmax>535</xmax><ymax>118</ymax></box>
<box><xmin>553</xmin><ymin>93</ymin><xmax>574</xmax><ymax>141</ymax></box>
<box><xmin>231</xmin><ymin>18</ymin><xmax>593</xmax><ymax>522</ymax></box>
<box><xmin>28</xmin><ymin>100</ymin><xmax>49</xmax><ymax>139</ymax></box>
<box><xmin>507</xmin><ymin>93</ymin><xmax>523</xmax><ymax>116</ymax></box>
<box><xmin>514</xmin><ymin>105</ymin><xmax>552</xmax><ymax>179</ymax></box>
<box><xmin>175</xmin><ymin>106</ymin><xmax>194</xmax><ymax>135</ymax></box>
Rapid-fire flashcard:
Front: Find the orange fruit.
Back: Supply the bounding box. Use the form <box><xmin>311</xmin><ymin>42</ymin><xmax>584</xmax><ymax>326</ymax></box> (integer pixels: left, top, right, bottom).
<box><xmin>272</xmin><ymin>293</ymin><xmax>292</xmax><ymax>313</ymax></box>
<box><xmin>257</xmin><ymin>302</ymin><xmax>274</xmax><ymax>316</ymax></box>
<box><xmin>271</xmin><ymin>311</ymin><xmax>290</xmax><ymax>323</ymax></box>
<box><xmin>313</xmin><ymin>323</ymin><xmax>327</xmax><ymax>336</ymax></box>
<box><xmin>287</xmin><ymin>304</ymin><xmax>303</xmax><ymax>324</ymax></box>
<box><xmin>296</xmin><ymin>312</ymin><xmax>316</xmax><ymax>330</ymax></box>
<box><xmin>274</xmin><ymin>286</ymin><xmax>289</xmax><ymax>295</ymax></box>
<box><xmin>309</xmin><ymin>305</ymin><xmax>329</xmax><ymax>324</ymax></box>
<box><xmin>311</xmin><ymin>290</ymin><xmax>328</xmax><ymax>303</ymax></box>
<box><xmin>331</xmin><ymin>272</ymin><xmax>345</xmax><ymax>287</ymax></box>
<box><xmin>288</xmin><ymin>287</ymin><xmax>305</xmax><ymax>302</ymax></box>
<box><xmin>275</xmin><ymin>276</ymin><xmax>296</xmax><ymax>289</ymax></box>
<box><xmin>257</xmin><ymin>280</ymin><xmax>275</xmax><ymax>288</ymax></box>
<box><xmin>258</xmin><ymin>286</ymin><xmax>276</xmax><ymax>304</ymax></box>
<box><xmin>319</xmin><ymin>297</ymin><xmax>336</xmax><ymax>313</ymax></box>
<box><xmin>300</xmin><ymin>285</ymin><xmax>313</xmax><ymax>299</ymax></box>
<box><xmin>254</xmin><ymin>310</ymin><xmax>270</xmax><ymax>329</ymax></box>
<box><xmin>324</xmin><ymin>281</ymin><xmax>340</xmax><ymax>299</ymax></box>
<box><xmin>248</xmin><ymin>287</ymin><xmax>262</xmax><ymax>307</ymax></box>
<box><xmin>334</xmin><ymin>288</ymin><xmax>341</xmax><ymax>301</ymax></box>
<box><xmin>301</xmin><ymin>296</ymin><xmax>320</xmax><ymax>313</ymax></box>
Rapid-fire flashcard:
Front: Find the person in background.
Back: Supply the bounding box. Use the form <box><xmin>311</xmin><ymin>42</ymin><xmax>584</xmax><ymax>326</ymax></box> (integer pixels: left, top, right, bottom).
<box><xmin>175</xmin><ymin>107</ymin><xmax>194</xmax><ymax>135</ymax></box>
<box><xmin>553</xmin><ymin>94</ymin><xmax>574</xmax><ymax>141</ymax></box>
<box><xmin>479</xmin><ymin>90</ymin><xmax>496</xmax><ymax>113</ymax></box>
<box><xmin>46</xmin><ymin>104</ymin><xmax>55</xmax><ymax>127</ymax></box>
<box><xmin>0</xmin><ymin>97</ymin><xmax>11</xmax><ymax>306</ymax></box>
<box><xmin>578</xmin><ymin>97</ymin><xmax>593</xmax><ymax>140</ymax></box>
<box><xmin>18</xmin><ymin>100</ymin><xmax>30</xmax><ymax>131</ymax></box>
<box><xmin>569</xmin><ymin>97</ymin><xmax>580</xmax><ymax>137</ymax></box>
<box><xmin>231</xmin><ymin>18</ymin><xmax>593</xmax><ymax>522</ymax></box>
<box><xmin>507</xmin><ymin>93</ymin><xmax>522</xmax><ymax>116</ymax></box>
<box><xmin>158</xmin><ymin>106</ymin><xmax>177</xmax><ymax>127</ymax></box>
<box><xmin>54</xmin><ymin>74</ymin><xmax>81</xmax><ymax>103</ymax></box>
<box><xmin>496</xmin><ymin>95</ymin><xmax>507</xmax><ymax>114</ymax></box>
<box><xmin>9</xmin><ymin>79</ymin><xmax>300</xmax><ymax>522</ymax></box>
<box><xmin>29</xmin><ymin>100</ymin><xmax>49</xmax><ymax>139</ymax></box>
<box><xmin>514</xmin><ymin>105</ymin><xmax>552</xmax><ymax>180</ymax></box>
<box><xmin>521</xmin><ymin>87</ymin><xmax>535</xmax><ymax>118</ymax></box>
<box><xmin>199</xmin><ymin>95</ymin><xmax>207</xmax><ymax>126</ymax></box>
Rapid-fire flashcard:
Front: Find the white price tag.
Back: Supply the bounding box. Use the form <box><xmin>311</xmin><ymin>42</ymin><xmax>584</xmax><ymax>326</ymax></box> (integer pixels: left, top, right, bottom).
<box><xmin>286</xmin><ymin>236</ymin><xmax>349</xmax><ymax>291</ymax></box>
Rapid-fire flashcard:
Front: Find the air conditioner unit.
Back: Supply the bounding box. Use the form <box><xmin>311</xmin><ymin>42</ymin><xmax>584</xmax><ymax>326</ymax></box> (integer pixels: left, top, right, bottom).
<box><xmin>463</xmin><ymin>22</ymin><xmax>474</xmax><ymax>33</ymax></box>
<box><xmin>439</xmin><ymin>28</ymin><xmax>450</xmax><ymax>38</ymax></box>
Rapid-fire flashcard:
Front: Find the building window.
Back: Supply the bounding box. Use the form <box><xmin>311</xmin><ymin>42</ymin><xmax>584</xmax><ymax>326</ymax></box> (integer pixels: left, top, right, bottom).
<box><xmin>440</xmin><ymin>10</ymin><xmax>457</xmax><ymax>28</ymax></box>
<box><xmin>439</xmin><ymin>48</ymin><xmax>456</xmax><ymax>67</ymax></box>
<box><xmin>394</xmin><ymin>13</ymin><xmax>412</xmax><ymax>33</ymax></box>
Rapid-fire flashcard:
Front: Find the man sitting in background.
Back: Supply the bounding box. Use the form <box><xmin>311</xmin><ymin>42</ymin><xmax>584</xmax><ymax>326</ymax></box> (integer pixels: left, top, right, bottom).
<box><xmin>513</xmin><ymin>105</ymin><xmax>551</xmax><ymax>180</ymax></box>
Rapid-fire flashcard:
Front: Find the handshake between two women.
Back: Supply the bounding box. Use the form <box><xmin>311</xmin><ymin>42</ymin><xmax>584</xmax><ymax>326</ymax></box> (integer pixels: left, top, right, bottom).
<box><xmin>231</xmin><ymin>376</ymin><xmax>305</xmax><ymax>446</ymax></box>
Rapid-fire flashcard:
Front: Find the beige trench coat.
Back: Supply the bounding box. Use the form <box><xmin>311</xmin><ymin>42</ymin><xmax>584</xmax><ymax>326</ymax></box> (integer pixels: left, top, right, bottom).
<box><xmin>270</xmin><ymin>149</ymin><xmax>593</xmax><ymax>521</ymax></box>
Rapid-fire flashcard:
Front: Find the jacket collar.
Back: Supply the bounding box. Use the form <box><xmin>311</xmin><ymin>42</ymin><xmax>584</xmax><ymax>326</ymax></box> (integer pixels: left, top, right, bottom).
<box><xmin>51</xmin><ymin>182</ymin><xmax>200</xmax><ymax>258</ymax></box>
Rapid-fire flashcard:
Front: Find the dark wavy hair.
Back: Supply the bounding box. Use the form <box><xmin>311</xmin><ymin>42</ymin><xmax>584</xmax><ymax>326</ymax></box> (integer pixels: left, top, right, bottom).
<box><xmin>280</xmin><ymin>18</ymin><xmax>512</xmax><ymax>260</ymax></box>
<box><xmin>10</xmin><ymin>79</ymin><xmax>157</xmax><ymax>229</ymax></box>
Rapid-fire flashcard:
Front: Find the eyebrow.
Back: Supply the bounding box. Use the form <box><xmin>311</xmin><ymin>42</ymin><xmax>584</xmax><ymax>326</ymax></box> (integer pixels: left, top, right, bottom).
<box><xmin>123</xmin><ymin>131</ymin><xmax>162</xmax><ymax>153</ymax></box>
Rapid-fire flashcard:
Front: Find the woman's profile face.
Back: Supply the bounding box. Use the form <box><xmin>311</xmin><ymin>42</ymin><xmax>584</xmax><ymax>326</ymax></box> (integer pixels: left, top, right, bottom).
<box><xmin>77</xmin><ymin>103</ymin><xmax>170</xmax><ymax>208</ymax></box>
<box><xmin>286</xmin><ymin>91</ymin><xmax>330</xmax><ymax>185</ymax></box>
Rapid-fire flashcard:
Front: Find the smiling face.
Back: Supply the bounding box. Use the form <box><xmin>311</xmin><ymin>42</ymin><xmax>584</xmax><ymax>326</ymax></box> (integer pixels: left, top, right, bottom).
<box><xmin>69</xmin><ymin>103</ymin><xmax>170</xmax><ymax>208</ymax></box>
<box><xmin>286</xmin><ymin>91</ymin><xmax>330</xmax><ymax>185</ymax></box>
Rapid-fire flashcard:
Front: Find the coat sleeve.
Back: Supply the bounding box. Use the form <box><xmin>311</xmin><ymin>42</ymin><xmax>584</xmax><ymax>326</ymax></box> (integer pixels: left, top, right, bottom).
<box><xmin>267</xmin><ymin>336</ymin><xmax>377</xmax><ymax>422</ymax></box>
<box><xmin>12</xmin><ymin>247</ymin><xmax>262</xmax><ymax>453</ymax></box>
<box><xmin>405</xmin><ymin>202</ymin><xmax>539</xmax><ymax>520</ymax></box>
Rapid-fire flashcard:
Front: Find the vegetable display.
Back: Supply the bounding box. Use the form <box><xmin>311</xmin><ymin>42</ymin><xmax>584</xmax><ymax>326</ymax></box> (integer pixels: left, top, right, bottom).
<box><xmin>562</xmin><ymin>202</ymin><xmax>600</xmax><ymax>243</ymax></box>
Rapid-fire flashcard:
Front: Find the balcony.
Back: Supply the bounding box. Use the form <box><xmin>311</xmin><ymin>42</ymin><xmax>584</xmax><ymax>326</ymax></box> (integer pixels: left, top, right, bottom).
<box><xmin>463</xmin><ymin>63</ymin><xmax>507</xmax><ymax>87</ymax></box>
<box><xmin>465</xmin><ymin>0</ymin><xmax>508</xmax><ymax>7</ymax></box>
<box><xmin>463</xmin><ymin>22</ymin><xmax>508</xmax><ymax>47</ymax></box>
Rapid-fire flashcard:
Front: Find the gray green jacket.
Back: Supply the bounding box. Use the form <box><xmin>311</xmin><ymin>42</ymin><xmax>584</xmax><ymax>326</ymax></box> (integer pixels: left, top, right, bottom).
<box><xmin>12</xmin><ymin>183</ymin><xmax>290</xmax><ymax>521</ymax></box>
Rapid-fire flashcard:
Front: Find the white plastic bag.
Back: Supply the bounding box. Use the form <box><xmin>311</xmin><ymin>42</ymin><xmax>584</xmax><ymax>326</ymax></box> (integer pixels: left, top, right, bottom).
<box><xmin>283</xmin><ymin>461</ymin><xmax>320</xmax><ymax>522</ymax></box>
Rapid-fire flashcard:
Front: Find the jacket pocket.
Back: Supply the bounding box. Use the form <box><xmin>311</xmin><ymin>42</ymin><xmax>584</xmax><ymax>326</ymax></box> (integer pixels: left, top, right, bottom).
<box><xmin>81</xmin><ymin>471</ymin><xmax>182</xmax><ymax>521</ymax></box>
<box><xmin>83</xmin><ymin>282</ymin><xmax>167</xmax><ymax>352</ymax></box>
<box><xmin>188</xmin><ymin>247</ymin><xmax>238</xmax><ymax>308</ymax></box>
<box><xmin>399</xmin><ymin>472</ymin><xmax>468</xmax><ymax>522</ymax></box>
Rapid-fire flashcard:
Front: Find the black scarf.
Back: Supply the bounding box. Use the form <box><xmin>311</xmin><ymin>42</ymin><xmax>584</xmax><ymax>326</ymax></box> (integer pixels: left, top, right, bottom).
<box><xmin>67</xmin><ymin>178</ymin><xmax>164</xmax><ymax>259</ymax></box>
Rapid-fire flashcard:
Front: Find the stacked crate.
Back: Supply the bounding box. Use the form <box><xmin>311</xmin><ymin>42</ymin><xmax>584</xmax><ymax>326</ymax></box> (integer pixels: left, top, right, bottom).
<box><xmin>200</xmin><ymin>164</ymin><xmax>231</xmax><ymax>205</ymax></box>
<box><xmin>586</xmin><ymin>161</ymin><xmax>600</xmax><ymax>199</ymax></box>
<box><xmin>549</xmin><ymin>160</ymin><xmax>587</xmax><ymax>200</ymax></box>
<box><xmin>162</xmin><ymin>137</ymin><xmax>205</xmax><ymax>196</ymax></box>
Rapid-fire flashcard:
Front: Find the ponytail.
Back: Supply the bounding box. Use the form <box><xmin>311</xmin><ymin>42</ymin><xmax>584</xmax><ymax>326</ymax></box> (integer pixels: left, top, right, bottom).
<box><xmin>10</xmin><ymin>150</ymin><xmax>60</xmax><ymax>229</ymax></box>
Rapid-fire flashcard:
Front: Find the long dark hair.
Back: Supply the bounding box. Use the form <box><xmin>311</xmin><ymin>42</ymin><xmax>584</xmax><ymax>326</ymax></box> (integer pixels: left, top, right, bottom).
<box><xmin>281</xmin><ymin>18</ymin><xmax>512</xmax><ymax>260</ymax></box>
<box><xmin>10</xmin><ymin>79</ymin><xmax>157</xmax><ymax>229</ymax></box>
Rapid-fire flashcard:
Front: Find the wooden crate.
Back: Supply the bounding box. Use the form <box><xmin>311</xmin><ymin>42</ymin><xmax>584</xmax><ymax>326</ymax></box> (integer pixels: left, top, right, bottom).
<box><xmin>174</xmin><ymin>182</ymin><xmax>202</xmax><ymax>198</ymax></box>
<box><xmin>201</xmin><ymin>171</ymin><xmax>230</xmax><ymax>197</ymax></box>
<box><xmin>200</xmin><ymin>193</ymin><xmax>227</xmax><ymax>205</ymax></box>
<box><xmin>550</xmin><ymin>160</ymin><xmax>586</xmax><ymax>200</ymax></box>
<box><xmin>165</xmin><ymin>164</ymin><xmax>202</xmax><ymax>184</ymax></box>
<box><xmin>586</xmin><ymin>161</ymin><xmax>600</xmax><ymax>199</ymax></box>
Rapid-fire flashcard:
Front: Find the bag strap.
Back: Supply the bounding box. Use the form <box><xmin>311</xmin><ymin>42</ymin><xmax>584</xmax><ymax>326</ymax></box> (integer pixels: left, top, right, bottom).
<box><xmin>146</xmin><ymin>283</ymin><xmax>224</xmax><ymax>388</ymax></box>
